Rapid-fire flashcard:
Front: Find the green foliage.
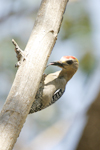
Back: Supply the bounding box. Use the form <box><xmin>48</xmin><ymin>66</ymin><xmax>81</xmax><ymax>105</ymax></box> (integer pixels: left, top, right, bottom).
<box><xmin>61</xmin><ymin>3</ymin><xmax>91</xmax><ymax>40</ymax></box>
<box><xmin>79</xmin><ymin>52</ymin><xmax>96</xmax><ymax>75</ymax></box>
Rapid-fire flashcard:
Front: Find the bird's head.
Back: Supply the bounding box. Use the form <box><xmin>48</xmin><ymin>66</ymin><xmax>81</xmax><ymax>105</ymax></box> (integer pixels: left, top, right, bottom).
<box><xmin>48</xmin><ymin>56</ymin><xmax>79</xmax><ymax>72</ymax></box>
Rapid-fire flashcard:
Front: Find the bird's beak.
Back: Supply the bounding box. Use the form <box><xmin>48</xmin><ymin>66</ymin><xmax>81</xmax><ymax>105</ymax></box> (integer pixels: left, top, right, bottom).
<box><xmin>47</xmin><ymin>61</ymin><xmax>64</xmax><ymax>68</ymax></box>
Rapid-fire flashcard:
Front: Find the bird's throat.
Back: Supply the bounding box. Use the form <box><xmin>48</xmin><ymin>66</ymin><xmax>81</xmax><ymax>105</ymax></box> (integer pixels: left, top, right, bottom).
<box><xmin>59</xmin><ymin>69</ymin><xmax>76</xmax><ymax>82</ymax></box>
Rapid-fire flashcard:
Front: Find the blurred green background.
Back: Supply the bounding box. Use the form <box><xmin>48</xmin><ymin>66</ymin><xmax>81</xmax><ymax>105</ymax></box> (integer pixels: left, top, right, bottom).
<box><xmin>0</xmin><ymin>0</ymin><xmax>100</xmax><ymax>150</ymax></box>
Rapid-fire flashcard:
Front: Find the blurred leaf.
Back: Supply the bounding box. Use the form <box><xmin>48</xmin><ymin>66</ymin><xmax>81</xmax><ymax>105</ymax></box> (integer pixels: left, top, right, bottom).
<box><xmin>61</xmin><ymin>3</ymin><xmax>91</xmax><ymax>40</ymax></box>
<box><xmin>79</xmin><ymin>52</ymin><xmax>96</xmax><ymax>75</ymax></box>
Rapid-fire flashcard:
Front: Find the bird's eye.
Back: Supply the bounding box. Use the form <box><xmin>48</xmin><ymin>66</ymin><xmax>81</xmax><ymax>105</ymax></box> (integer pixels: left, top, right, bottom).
<box><xmin>66</xmin><ymin>60</ymin><xmax>73</xmax><ymax>65</ymax></box>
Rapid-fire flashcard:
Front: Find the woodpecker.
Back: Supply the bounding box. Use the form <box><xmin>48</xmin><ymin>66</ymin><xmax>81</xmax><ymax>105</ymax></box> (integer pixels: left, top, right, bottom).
<box><xmin>29</xmin><ymin>56</ymin><xmax>79</xmax><ymax>114</ymax></box>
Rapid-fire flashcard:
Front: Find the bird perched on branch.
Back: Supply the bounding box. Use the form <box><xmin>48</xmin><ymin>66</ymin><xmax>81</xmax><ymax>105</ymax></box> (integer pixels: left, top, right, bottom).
<box><xmin>29</xmin><ymin>56</ymin><xmax>79</xmax><ymax>114</ymax></box>
<box><xmin>12</xmin><ymin>40</ymin><xmax>79</xmax><ymax>114</ymax></box>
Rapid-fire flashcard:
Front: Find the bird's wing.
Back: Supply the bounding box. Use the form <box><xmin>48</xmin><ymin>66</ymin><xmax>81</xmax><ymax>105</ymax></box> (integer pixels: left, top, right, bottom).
<box><xmin>49</xmin><ymin>88</ymin><xmax>65</xmax><ymax>105</ymax></box>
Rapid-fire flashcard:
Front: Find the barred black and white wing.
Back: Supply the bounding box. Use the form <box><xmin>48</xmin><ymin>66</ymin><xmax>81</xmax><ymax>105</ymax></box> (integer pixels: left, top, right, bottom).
<box><xmin>49</xmin><ymin>88</ymin><xmax>65</xmax><ymax>105</ymax></box>
<box><xmin>29</xmin><ymin>88</ymin><xmax>65</xmax><ymax>114</ymax></box>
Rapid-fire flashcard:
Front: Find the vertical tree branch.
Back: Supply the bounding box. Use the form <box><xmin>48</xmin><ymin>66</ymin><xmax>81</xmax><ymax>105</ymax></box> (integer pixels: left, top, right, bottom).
<box><xmin>0</xmin><ymin>0</ymin><xmax>69</xmax><ymax>149</ymax></box>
